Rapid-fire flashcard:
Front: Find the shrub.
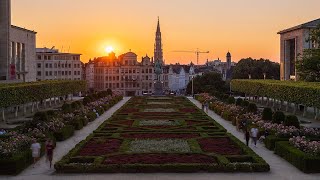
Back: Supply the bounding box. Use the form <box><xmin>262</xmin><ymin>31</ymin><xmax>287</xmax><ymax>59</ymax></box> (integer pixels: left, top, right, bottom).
<box><xmin>242</xmin><ymin>100</ymin><xmax>250</xmax><ymax>107</ymax></box>
<box><xmin>107</xmin><ymin>89</ymin><xmax>113</xmax><ymax>95</ymax></box>
<box><xmin>53</xmin><ymin>125</ymin><xmax>75</xmax><ymax>141</ymax></box>
<box><xmin>87</xmin><ymin>111</ymin><xmax>97</xmax><ymax>122</ymax></box>
<box><xmin>262</xmin><ymin>108</ymin><xmax>273</xmax><ymax>121</ymax></box>
<box><xmin>272</xmin><ymin>111</ymin><xmax>285</xmax><ymax>124</ymax></box>
<box><xmin>247</xmin><ymin>103</ymin><xmax>257</xmax><ymax>113</ymax></box>
<box><xmin>83</xmin><ymin>97</ymin><xmax>92</xmax><ymax>105</ymax></box>
<box><xmin>275</xmin><ymin>141</ymin><xmax>320</xmax><ymax>173</ymax></box>
<box><xmin>71</xmin><ymin>118</ymin><xmax>84</xmax><ymax>130</ymax></box>
<box><xmin>62</xmin><ymin>103</ymin><xmax>73</xmax><ymax>113</ymax></box>
<box><xmin>222</xmin><ymin>111</ymin><xmax>231</xmax><ymax>121</ymax></box>
<box><xmin>236</xmin><ymin>98</ymin><xmax>243</xmax><ymax>106</ymax></box>
<box><xmin>227</xmin><ymin>97</ymin><xmax>235</xmax><ymax>104</ymax></box>
<box><xmin>33</xmin><ymin>111</ymin><xmax>48</xmax><ymax>121</ymax></box>
<box><xmin>284</xmin><ymin>115</ymin><xmax>300</xmax><ymax>128</ymax></box>
<box><xmin>71</xmin><ymin>101</ymin><xmax>80</xmax><ymax>109</ymax></box>
<box><xmin>96</xmin><ymin>107</ymin><xmax>104</xmax><ymax>115</ymax></box>
<box><xmin>46</xmin><ymin>110</ymin><xmax>56</xmax><ymax>117</ymax></box>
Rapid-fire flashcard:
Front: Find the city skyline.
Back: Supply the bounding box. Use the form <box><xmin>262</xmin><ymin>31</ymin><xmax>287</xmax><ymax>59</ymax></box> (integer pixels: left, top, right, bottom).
<box><xmin>11</xmin><ymin>0</ymin><xmax>320</xmax><ymax>64</ymax></box>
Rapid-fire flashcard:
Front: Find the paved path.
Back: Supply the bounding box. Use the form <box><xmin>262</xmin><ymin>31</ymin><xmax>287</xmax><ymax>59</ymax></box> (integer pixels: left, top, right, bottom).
<box><xmin>1</xmin><ymin>96</ymin><xmax>319</xmax><ymax>180</ymax></box>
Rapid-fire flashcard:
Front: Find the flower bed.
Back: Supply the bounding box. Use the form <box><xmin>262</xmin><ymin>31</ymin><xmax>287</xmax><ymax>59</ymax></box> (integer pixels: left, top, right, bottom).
<box><xmin>55</xmin><ymin>96</ymin><xmax>269</xmax><ymax>173</ymax></box>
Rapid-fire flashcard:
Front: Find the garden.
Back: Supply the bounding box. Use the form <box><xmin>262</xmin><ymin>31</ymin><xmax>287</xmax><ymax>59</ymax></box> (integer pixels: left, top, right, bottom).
<box><xmin>0</xmin><ymin>90</ymin><xmax>123</xmax><ymax>175</ymax></box>
<box><xmin>195</xmin><ymin>92</ymin><xmax>320</xmax><ymax>173</ymax></box>
<box><xmin>55</xmin><ymin>96</ymin><xmax>269</xmax><ymax>173</ymax></box>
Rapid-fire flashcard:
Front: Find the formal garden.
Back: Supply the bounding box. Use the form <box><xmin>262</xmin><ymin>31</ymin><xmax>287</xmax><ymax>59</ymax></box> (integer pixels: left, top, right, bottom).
<box><xmin>195</xmin><ymin>80</ymin><xmax>320</xmax><ymax>173</ymax></box>
<box><xmin>55</xmin><ymin>96</ymin><xmax>269</xmax><ymax>173</ymax></box>
<box><xmin>0</xmin><ymin>83</ymin><xmax>123</xmax><ymax>175</ymax></box>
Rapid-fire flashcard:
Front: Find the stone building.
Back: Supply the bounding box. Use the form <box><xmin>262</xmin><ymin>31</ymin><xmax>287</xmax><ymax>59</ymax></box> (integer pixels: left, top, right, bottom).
<box><xmin>0</xmin><ymin>0</ymin><xmax>37</xmax><ymax>82</ymax></box>
<box><xmin>167</xmin><ymin>64</ymin><xmax>195</xmax><ymax>94</ymax></box>
<box><xmin>35</xmin><ymin>48</ymin><xmax>82</xmax><ymax>81</ymax></box>
<box><xmin>93</xmin><ymin>52</ymin><xmax>156</xmax><ymax>96</ymax></box>
<box><xmin>278</xmin><ymin>18</ymin><xmax>320</xmax><ymax>81</ymax></box>
<box><xmin>206</xmin><ymin>52</ymin><xmax>236</xmax><ymax>80</ymax></box>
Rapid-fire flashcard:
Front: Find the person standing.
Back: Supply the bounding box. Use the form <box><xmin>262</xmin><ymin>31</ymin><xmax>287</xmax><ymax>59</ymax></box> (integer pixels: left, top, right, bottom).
<box><xmin>250</xmin><ymin>126</ymin><xmax>259</xmax><ymax>147</ymax></box>
<box><xmin>30</xmin><ymin>140</ymin><xmax>41</xmax><ymax>166</ymax></box>
<box><xmin>244</xmin><ymin>128</ymin><xmax>250</xmax><ymax>146</ymax></box>
<box><xmin>45</xmin><ymin>140</ymin><xmax>55</xmax><ymax>168</ymax></box>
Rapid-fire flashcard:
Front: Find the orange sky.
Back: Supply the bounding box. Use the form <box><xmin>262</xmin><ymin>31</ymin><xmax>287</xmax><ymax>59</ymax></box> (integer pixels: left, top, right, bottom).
<box><xmin>11</xmin><ymin>0</ymin><xmax>320</xmax><ymax>64</ymax></box>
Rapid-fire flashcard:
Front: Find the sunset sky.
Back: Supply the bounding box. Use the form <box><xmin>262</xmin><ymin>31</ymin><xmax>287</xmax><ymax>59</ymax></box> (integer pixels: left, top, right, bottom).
<box><xmin>11</xmin><ymin>0</ymin><xmax>320</xmax><ymax>64</ymax></box>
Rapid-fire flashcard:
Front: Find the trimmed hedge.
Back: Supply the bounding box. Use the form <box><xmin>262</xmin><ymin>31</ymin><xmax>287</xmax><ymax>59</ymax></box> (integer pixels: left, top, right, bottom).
<box><xmin>231</xmin><ymin>79</ymin><xmax>320</xmax><ymax>108</ymax></box>
<box><xmin>263</xmin><ymin>135</ymin><xmax>289</xmax><ymax>150</ymax></box>
<box><xmin>0</xmin><ymin>80</ymin><xmax>86</xmax><ymax>108</ymax></box>
<box><xmin>284</xmin><ymin>115</ymin><xmax>300</xmax><ymax>128</ymax></box>
<box><xmin>275</xmin><ymin>141</ymin><xmax>320</xmax><ymax>173</ymax></box>
<box><xmin>262</xmin><ymin>108</ymin><xmax>273</xmax><ymax>121</ymax></box>
<box><xmin>53</xmin><ymin>125</ymin><xmax>75</xmax><ymax>141</ymax></box>
<box><xmin>273</xmin><ymin>111</ymin><xmax>285</xmax><ymax>124</ymax></box>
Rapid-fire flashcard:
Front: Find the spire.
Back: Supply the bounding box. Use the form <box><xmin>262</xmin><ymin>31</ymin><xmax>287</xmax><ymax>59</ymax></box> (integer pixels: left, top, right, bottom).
<box><xmin>157</xmin><ymin>16</ymin><xmax>161</xmax><ymax>33</ymax></box>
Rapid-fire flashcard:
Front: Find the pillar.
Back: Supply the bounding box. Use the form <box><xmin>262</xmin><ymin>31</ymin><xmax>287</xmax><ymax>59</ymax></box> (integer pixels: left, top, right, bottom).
<box><xmin>15</xmin><ymin>106</ymin><xmax>18</xmax><ymax>117</ymax></box>
<box><xmin>2</xmin><ymin>108</ymin><xmax>5</xmax><ymax>121</ymax></box>
<box><xmin>303</xmin><ymin>105</ymin><xmax>307</xmax><ymax>117</ymax></box>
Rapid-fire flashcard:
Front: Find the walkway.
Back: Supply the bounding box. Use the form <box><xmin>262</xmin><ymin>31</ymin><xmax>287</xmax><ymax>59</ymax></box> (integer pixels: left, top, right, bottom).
<box><xmin>1</xmin><ymin>96</ymin><xmax>319</xmax><ymax>180</ymax></box>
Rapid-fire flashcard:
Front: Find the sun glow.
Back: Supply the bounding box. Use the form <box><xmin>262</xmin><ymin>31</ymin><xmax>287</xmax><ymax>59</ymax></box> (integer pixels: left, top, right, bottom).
<box><xmin>105</xmin><ymin>46</ymin><xmax>114</xmax><ymax>54</ymax></box>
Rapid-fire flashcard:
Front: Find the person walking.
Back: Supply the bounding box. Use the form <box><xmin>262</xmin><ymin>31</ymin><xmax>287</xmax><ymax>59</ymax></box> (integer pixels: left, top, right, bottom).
<box><xmin>45</xmin><ymin>139</ymin><xmax>55</xmax><ymax>168</ymax></box>
<box><xmin>205</xmin><ymin>101</ymin><xmax>209</xmax><ymax>113</ymax></box>
<box><xmin>244</xmin><ymin>128</ymin><xmax>250</xmax><ymax>146</ymax></box>
<box><xmin>201</xmin><ymin>102</ymin><xmax>205</xmax><ymax>111</ymax></box>
<box><xmin>250</xmin><ymin>125</ymin><xmax>259</xmax><ymax>147</ymax></box>
<box><xmin>30</xmin><ymin>140</ymin><xmax>41</xmax><ymax>166</ymax></box>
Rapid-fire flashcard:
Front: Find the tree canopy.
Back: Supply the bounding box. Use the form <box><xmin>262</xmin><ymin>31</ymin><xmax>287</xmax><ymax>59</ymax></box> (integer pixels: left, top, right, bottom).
<box><xmin>186</xmin><ymin>72</ymin><xmax>227</xmax><ymax>94</ymax></box>
<box><xmin>296</xmin><ymin>24</ymin><xmax>320</xmax><ymax>82</ymax></box>
<box><xmin>232</xmin><ymin>58</ymin><xmax>280</xmax><ymax>80</ymax></box>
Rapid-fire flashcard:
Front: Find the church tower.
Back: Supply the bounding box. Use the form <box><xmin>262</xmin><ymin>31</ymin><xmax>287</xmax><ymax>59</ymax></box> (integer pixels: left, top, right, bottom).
<box><xmin>0</xmin><ymin>0</ymin><xmax>11</xmax><ymax>80</ymax></box>
<box><xmin>154</xmin><ymin>17</ymin><xmax>164</xmax><ymax>65</ymax></box>
<box><xmin>226</xmin><ymin>51</ymin><xmax>231</xmax><ymax>70</ymax></box>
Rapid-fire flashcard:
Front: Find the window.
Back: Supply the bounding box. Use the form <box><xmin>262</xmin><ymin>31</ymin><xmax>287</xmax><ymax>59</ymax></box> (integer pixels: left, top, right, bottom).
<box><xmin>69</xmin><ymin>64</ymin><xmax>71</xmax><ymax>68</ymax></box>
<box><xmin>49</xmin><ymin>71</ymin><xmax>52</xmax><ymax>76</ymax></box>
<box><xmin>62</xmin><ymin>64</ymin><xmax>64</xmax><ymax>68</ymax></box>
<box><xmin>74</xmin><ymin>71</ymin><xmax>77</xmax><ymax>75</ymax></box>
<box><xmin>69</xmin><ymin>71</ymin><xmax>71</xmax><ymax>75</ymax></box>
<box><xmin>44</xmin><ymin>56</ymin><xmax>47</xmax><ymax>60</ymax></box>
<box><xmin>37</xmin><ymin>71</ymin><xmax>41</xmax><ymax>76</ymax></box>
<box><xmin>45</xmin><ymin>71</ymin><xmax>48</xmax><ymax>76</ymax></box>
<box><xmin>45</xmin><ymin>63</ymin><xmax>48</xmax><ymax>68</ymax></box>
<box><xmin>62</xmin><ymin>71</ymin><xmax>64</xmax><ymax>75</ymax></box>
<box><xmin>48</xmin><ymin>56</ymin><xmax>51</xmax><ymax>60</ymax></box>
<box><xmin>37</xmin><ymin>55</ymin><xmax>42</xmax><ymax>60</ymax></box>
<box><xmin>74</xmin><ymin>64</ymin><xmax>77</xmax><ymax>68</ymax></box>
<box><xmin>37</xmin><ymin>63</ymin><xmax>41</xmax><ymax>68</ymax></box>
<box><xmin>49</xmin><ymin>64</ymin><xmax>52</xmax><ymax>68</ymax></box>
<box><xmin>54</xmin><ymin>71</ymin><xmax>57</xmax><ymax>76</ymax></box>
<box><xmin>54</xmin><ymin>63</ymin><xmax>57</xmax><ymax>68</ymax></box>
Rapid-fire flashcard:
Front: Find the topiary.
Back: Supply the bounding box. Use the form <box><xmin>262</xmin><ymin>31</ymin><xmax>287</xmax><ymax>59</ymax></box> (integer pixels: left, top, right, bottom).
<box><xmin>242</xmin><ymin>100</ymin><xmax>250</xmax><ymax>107</ymax></box>
<box><xmin>71</xmin><ymin>101</ymin><xmax>80</xmax><ymax>109</ymax></box>
<box><xmin>33</xmin><ymin>111</ymin><xmax>48</xmax><ymax>121</ymax></box>
<box><xmin>82</xmin><ymin>96</ymin><xmax>91</xmax><ymax>105</ymax></box>
<box><xmin>247</xmin><ymin>103</ymin><xmax>257</xmax><ymax>113</ymax></box>
<box><xmin>272</xmin><ymin>111</ymin><xmax>285</xmax><ymax>124</ymax></box>
<box><xmin>262</xmin><ymin>108</ymin><xmax>273</xmax><ymax>121</ymax></box>
<box><xmin>284</xmin><ymin>115</ymin><xmax>300</xmax><ymax>128</ymax></box>
<box><xmin>236</xmin><ymin>98</ymin><xmax>243</xmax><ymax>106</ymax></box>
<box><xmin>227</xmin><ymin>97</ymin><xmax>235</xmax><ymax>104</ymax></box>
<box><xmin>62</xmin><ymin>103</ymin><xmax>72</xmax><ymax>113</ymax></box>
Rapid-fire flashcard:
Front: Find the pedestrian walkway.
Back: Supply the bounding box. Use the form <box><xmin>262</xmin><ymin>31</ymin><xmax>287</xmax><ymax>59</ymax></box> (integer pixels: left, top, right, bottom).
<box><xmin>2</xmin><ymin>96</ymin><xmax>319</xmax><ymax>180</ymax></box>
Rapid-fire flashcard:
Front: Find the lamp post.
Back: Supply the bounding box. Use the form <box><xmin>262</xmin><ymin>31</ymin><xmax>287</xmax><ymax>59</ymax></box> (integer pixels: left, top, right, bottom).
<box><xmin>263</xmin><ymin>73</ymin><xmax>266</xmax><ymax>80</ymax></box>
<box><xmin>191</xmin><ymin>75</ymin><xmax>194</xmax><ymax>97</ymax></box>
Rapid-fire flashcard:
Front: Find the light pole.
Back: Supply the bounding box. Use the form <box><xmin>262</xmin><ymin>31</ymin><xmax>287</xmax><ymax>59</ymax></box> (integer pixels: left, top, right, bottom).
<box><xmin>191</xmin><ymin>75</ymin><xmax>194</xmax><ymax>97</ymax></box>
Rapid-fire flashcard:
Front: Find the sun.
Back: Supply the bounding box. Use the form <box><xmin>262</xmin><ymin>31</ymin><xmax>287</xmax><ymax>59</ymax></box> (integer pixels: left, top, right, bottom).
<box><xmin>105</xmin><ymin>46</ymin><xmax>114</xmax><ymax>54</ymax></box>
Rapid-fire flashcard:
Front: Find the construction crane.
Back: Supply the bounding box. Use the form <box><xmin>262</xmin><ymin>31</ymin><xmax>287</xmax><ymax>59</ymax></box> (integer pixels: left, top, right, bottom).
<box><xmin>173</xmin><ymin>49</ymin><xmax>210</xmax><ymax>65</ymax></box>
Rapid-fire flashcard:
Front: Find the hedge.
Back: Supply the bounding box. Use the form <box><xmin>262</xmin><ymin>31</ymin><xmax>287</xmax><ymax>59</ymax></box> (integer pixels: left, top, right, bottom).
<box><xmin>53</xmin><ymin>125</ymin><xmax>75</xmax><ymax>141</ymax></box>
<box><xmin>0</xmin><ymin>80</ymin><xmax>86</xmax><ymax>108</ymax></box>
<box><xmin>275</xmin><ymin>141</ymin><xmax>320</xmax><ymax>173</ymax></box>
<box><xmin>230</xmin><ymin>79</ymin><xmax>320</xmax><ymax>108</ymax></box>
<box><xmin>263</xmin><ymin>135</ymin><xmax>289</xmax><ymax>150</ymax></box>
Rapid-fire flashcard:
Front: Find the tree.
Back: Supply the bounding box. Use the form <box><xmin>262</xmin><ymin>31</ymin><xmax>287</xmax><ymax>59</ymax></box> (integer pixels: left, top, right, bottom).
<box><xmin>186</xmin><ymin>72</ymin><xmax>227</xmax><ymax>94</ymax></box>
<box><xmin>232</xmin><ymin>58</ymin><xmax>280</xmax><ymax>80</ymax></box>
<box><xmin>296</xmin><ymin>24</ymin><xmax>320</xmax><ymax>82</ymax></box>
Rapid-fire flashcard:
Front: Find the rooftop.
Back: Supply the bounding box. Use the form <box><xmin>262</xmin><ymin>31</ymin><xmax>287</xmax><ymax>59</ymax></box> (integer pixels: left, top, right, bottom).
<box><xmin>277</xmin><ymin>18</ymin><xmax>320</xmax><ymax>34</ymax></box>
<box><xmin>11</xmin><ymin>25</ymin><xmax>37</xmax><ymax>34</ymax></box>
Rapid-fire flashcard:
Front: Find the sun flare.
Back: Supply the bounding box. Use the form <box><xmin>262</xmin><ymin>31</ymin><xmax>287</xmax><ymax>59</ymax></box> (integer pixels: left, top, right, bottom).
<box><xmin>105</xmin><ymin>46</ymin><xmax>114</xmax><ymax>54</ymax></box>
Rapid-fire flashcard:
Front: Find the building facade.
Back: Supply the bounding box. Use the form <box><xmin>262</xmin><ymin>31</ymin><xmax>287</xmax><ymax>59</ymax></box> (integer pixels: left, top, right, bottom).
<box><xmin>84</xmin><ymin>60</ymin><xmax>95</xmax><ymax>90</ymax></box>
<box><xmin>278</xmin><ymin>18</ymin><xmax>320</xmax><ymax>81</ymax></box>
<box><xmin>35</xmin><ymin>48</ymin><xmax>82</xmax><ymax>81</ymax></box>
<box><xmin>0</xmin><ymin>0</ymin><xmax>37</xmax><ymax>82</ymax></box>
<box><xmin>167</xmin><ymin>64</ymin><xmax>195</xmax><ymax>94</ymax></box>
<box><xmin>93</xmin><ymin>52</ymin><xmax>155</xmax><ymax>96</ymax></box>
